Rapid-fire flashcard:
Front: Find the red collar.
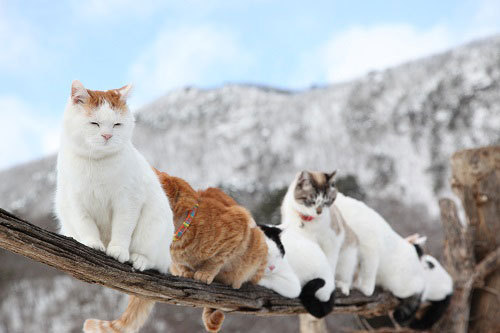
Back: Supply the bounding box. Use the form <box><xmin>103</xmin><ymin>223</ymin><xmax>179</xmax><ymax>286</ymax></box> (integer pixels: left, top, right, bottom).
<box><xmin>298</xmin><ymin>212</ymin><xmax>315</xmax><ymax>221</ymax></box>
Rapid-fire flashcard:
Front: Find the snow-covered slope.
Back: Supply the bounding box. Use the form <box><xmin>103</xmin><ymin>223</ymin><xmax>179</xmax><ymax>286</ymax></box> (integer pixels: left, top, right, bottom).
<box><xmin>2</xmin><ymin>35</ymin><xmax>500</xmax><ymax>220</ymax></box>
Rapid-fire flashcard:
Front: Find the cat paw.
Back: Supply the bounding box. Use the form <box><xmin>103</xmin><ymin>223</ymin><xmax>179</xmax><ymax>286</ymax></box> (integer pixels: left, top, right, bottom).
<box><xmin>194</xmin><ymin>271</ymin><xmax>215</xmax><ymax>284</ymax></box>
<box><xmin>130</xmin><ymin>253</ymin><xmax>152</xmax><ymax>271</ymax></box>
<box><xmin>81</xmin><ymin>238</ymin><xmax>105</xmax><ymax>252</ymax></box>
<box><xmin>106</xmin><ymin>245</ymin><xmax>130</xmax><ymax>263</ymax></box>
<box><xmin>231</xmin><ymin>281</ymin><xmax>243</xmax><ymax>289</ymax></box>
<box><xmin>357</xmin><ymin>284</ymin><xmax>375</xmax><ymax>296</ymax></box>
<box><xmin>179</xmin><ymin>270</ymin><xmax>194</xmax><ymax>279</ymax></box>
<box><xmin>337</xmin><ymin>281</ymin><xmax>351</xmax><ymax>296</ymax></box>
<box><xmin>315</xmin><ymin>286</ymin><xmax>332</xmax><ymax>302</ymax></box>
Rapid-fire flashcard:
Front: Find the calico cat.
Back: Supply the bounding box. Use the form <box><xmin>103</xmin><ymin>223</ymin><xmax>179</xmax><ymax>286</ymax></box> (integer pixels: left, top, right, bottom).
<box><xmin>55</xmin><ymin>81</ymin><xmax>174</xmax><ymax>333</ymax></box>
<box><xmin>280</xmin><ymin>171</ymin><xmax>359</xmax><ymax>296</ymax></box>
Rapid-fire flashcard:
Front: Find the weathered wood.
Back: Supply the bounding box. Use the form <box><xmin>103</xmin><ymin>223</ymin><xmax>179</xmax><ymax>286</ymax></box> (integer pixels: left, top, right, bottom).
<box><xmin>0</xmin><ymin>208</ymin><xmax>397</xmax><ymax>317</ymax></box>
<box><xmin>299</xmin><ymin>314</ymin><xmax>327</xmax><ymax>333</ymax></box>
<box><xmin>436</xmin><ymin>199</ymin><xmax>475</xmax><ymax>333</ymax></box>
<box><xmin>450</xmin><ymin>145</ymin><xmax>500</xmax><ymax>332</ymax></box>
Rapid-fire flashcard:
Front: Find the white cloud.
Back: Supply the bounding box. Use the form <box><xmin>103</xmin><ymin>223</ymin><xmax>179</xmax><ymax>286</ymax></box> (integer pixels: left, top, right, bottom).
<box><xmin>0</xmin><ymin>96</ymin><xmax>60</xmax><ymax>171</ymax></box>
<box><xmin>293</xmin><ymin>0</ymin><xmax>500</xmax><ymax>86</ymax></box>
<box><xmin>0</xmin><ymin>4</ymin><xmax>48</xmax><ymax>74</ymax></box>
<box><xmin>128</xmin><ymin>25</ymin><xmax>250</xmax><ymax>107</ymax></box>
<box><xmin>320</xmin><ymin>24</ymin><xmax>453</xmax><ymax>83</ymax></box>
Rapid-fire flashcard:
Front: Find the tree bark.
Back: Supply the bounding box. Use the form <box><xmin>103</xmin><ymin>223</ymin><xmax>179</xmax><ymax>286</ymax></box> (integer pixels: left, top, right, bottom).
<box><xmin>0</xmin><ymin>208</ymin><xmax>397</xmax><ymax>317</ymax></box>
<box><xmin>450</xmin><ymin>145</ymin><xmax>500</xmax><ymax>332</ymax></box>
<box><xmin>436</xmin><ymin>199</ymin><xmax>475</xmax><ymax>333</ymax></box>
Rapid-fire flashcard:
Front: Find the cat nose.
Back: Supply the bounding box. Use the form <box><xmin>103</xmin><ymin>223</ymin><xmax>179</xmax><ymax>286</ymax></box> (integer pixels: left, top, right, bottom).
<box><xmin>316</xmin><ymin>207</ymin><xmax>322</xmax><ymax>215</ymax></box>
<box><xmin>269</xmin><ymin>265</ymin><xmax>275</xmax><ymax>271</ymax></box>
<box><xmin>102</xmin><ymin>134</ymin><xmax>112</xmax><ymax>141</ymax></box>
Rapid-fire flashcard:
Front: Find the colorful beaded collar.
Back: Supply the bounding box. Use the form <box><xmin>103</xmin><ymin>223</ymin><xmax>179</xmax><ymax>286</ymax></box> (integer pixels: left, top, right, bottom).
<box><xmin>173</xmin><ymin>203</ymin><xmax>199</xmax><ymax>241</ymax></box>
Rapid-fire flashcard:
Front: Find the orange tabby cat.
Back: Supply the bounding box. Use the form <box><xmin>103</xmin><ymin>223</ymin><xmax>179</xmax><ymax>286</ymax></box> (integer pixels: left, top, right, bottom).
<box><xmin>157</xmin><ymin>169</ymin><xmax>268</xmax><ymax>332</ymax></box>
<box><xmin>84</xmin><ymin>169</ymin><xmax>268</xmax><ymax>333</ymax></box>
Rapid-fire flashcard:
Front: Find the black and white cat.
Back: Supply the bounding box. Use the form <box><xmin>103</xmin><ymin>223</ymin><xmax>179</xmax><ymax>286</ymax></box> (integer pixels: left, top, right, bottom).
<box><xmin>406</xmin><ymin>235</ymin><xmax>454</xmax><ymax>330</ymax></box>
<box><xmin>257</xmin><ymin>224</ymin><xmax>335</xmax><ymax>318</ymax></box>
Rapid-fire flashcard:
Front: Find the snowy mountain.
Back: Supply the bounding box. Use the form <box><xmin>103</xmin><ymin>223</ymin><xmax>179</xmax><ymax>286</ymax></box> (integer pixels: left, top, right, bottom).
<box><xmin>2</xmin><ymin>34</ymin><xmax>500</xmax><ymax>333</ymax></box>
<box><xmin>2</xmin><ymin>35</ymin><xmax>499</xmax><ymax>221</ymax></box>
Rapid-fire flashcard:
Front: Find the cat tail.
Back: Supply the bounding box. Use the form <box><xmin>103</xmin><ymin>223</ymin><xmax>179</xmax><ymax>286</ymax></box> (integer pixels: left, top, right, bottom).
<box><xmin>83</xmin><ymin>296</ymin><xmax>155</xmax><ymax>333</ymax></box>
<box><xmin>202</xmin><ymin>307</ymin><xmax>225</xmax><ymax>332</ymax></box>
<box><xmin>393</xmin><ymin>294</ymin><xmax>422</xmax><ymax>326</ymax></box>
<box><xmin>409</xmin><ymin>295</ymin><xmax>452</xmax><ymax>330</ymax></box>
<box><xmin>299</xmin><ymin>278</ymin><xmax>335</xmax><ymax>318</ymax></box>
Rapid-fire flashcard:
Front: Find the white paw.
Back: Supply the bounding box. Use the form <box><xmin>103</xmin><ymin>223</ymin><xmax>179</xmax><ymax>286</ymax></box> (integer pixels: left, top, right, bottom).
<box><xmin>130</xmin><ymin>253</ymin><xmax>152</xmax><ymax>271</ymax></box>
<box><xmin>355</xmin><ymin>281</ymin><xmax>374</xmax><ymax>296</ymax></box>
<box><xmin>106</xmin><ymin>245</ymin><xmax>130</xmax><ymax>263</ymax></box>
<box><xmin>337</xmin><ymin>281</ymin><xmax>351</xmax><ymax>296</ymax></box>
<box><xmin>315</xmin><ymin>286</ymin><xmax>332</xmax><ymax>302</ymax></box>
<box><xmin>81</xmin><ymin>238</ymin><xmax>105</xmax><ymax>252</ymax></box>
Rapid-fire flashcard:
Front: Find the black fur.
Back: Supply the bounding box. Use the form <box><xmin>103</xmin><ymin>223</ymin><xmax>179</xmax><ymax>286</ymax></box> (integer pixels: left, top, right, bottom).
<box><xmin>299</xmin><ymin>278</ymin><xmax>335</xmax><ymax>318</ymax></box>
<box><xmin>393</xmin><ymin>294</ymin><xmax>422</xmax><ymax>326</ymax></box>
<box><xmin>409</xmin><ymin>294</ymin><xmax>452</xmax><ymax>330</ymax></box>
<box><xmin>413</xmin><ymin>244</ymin><xmax>423</xmax><ymax>258</ymax></box>
<box><xmin>258</xmin><ymin>224</ymin><xmax>285</xmax><ymax>256</ymax></box>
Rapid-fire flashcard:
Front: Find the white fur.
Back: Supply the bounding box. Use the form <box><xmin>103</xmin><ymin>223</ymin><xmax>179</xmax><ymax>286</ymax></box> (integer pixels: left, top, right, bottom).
<box><xmin>280</xmin><ymin>173</ymin><xmax>344</xmax><ymax>296</ymax></box>
<box><xmin>54</xmin><ymin>81</ymin><xmax>173</xmax><ymax>274</ymax></box>
<box><xmin>420</xmin><ymin>255</ymin><xmax>453</xmax><ymax>301</ymax></box>
<box><xmin>280</xmin><ymin>228</ymin><xmax>335</xmax><ymax>302</ymax></box>
<box><xmin>335</xmin><ymin>243</ymin><xmax>358</xmax><ymax>295</ymax></box>
<box><xmin>334</xmin><ymin>193</ymin><xmax>425</xmax><ymax>298</ymax></box>
<box><xmin>257</xmin><ymin>235</ymin><xmax>301</xmax><ymax>298</ymax></box>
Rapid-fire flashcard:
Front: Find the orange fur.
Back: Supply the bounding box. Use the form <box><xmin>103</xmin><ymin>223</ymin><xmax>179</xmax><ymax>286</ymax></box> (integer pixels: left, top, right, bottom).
<box><xmin>202</xmin><ymin>308</ymin><xmax>225</xmax><ymax>332</ymax></box>
<box><xmin>154</xmin><ymin>168</ymin><xmax>268</xmax><ymax>332</ymax></box>
<box><xmin>72</xmin><ymin>85</ymin><xmax>128</xmax><ymax>114</ymax></box>
<box><xmin>83</xmin><ymin>296</ymin><xmax>155</xmax><ymax>333</ymax></box>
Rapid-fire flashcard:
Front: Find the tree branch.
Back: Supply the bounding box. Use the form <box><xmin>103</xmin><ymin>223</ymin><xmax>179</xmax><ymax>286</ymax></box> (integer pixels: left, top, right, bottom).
<box><xmin>0</xmin><ymin>208</ymin><xmax>397</xmax><ymax>317</ymax></box>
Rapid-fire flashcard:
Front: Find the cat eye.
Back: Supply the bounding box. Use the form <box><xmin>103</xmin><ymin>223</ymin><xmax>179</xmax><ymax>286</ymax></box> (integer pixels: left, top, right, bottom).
<box><xmin>90</xmin><ymin>122</ymin><xmax>100</xmax><ymax>127</ymax></box>
<box><xmin>113</xmin><ymin>123</ymin><xmax>122</xmax><ymax>127</ymax></box>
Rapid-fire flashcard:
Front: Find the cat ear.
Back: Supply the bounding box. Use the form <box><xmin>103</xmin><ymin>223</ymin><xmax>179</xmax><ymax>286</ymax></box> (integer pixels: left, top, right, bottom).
<box><xmin>71</xmin><ymin>80</ymin><xmax>89</xmax><ymax>104</ymax></box>
<box><xmin>297</xmin><ymin>171</ymin><xmax>312</xmax><ymax>188</ymax></box>
<box><xmin>326</xmin><ymin>170</ymin><xmax>337</xmax><ymax>181</ymax></box>
<box><xmin>117</xmin><ymin>84</ymin><xmax>132</xmax><ymax>101</ymax></box>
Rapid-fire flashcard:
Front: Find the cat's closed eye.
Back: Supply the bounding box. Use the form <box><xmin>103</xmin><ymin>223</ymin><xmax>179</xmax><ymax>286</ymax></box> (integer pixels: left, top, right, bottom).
<box><xmin>113</xmin><ymin>123</ymin><xmax>122</xmax><ymax>127</ymax></box>
<box><xmin>90</xmin><ymin>122</ymin><xmax>100</xmax><ymax>127</ymax></box>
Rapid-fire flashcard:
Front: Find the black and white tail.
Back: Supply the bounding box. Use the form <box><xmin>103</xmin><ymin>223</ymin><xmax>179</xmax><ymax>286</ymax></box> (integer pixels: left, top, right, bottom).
<box><xmin>299</xmin><ymin>278</ymin><xmax>335</xmax><ymax>318</ymax></box>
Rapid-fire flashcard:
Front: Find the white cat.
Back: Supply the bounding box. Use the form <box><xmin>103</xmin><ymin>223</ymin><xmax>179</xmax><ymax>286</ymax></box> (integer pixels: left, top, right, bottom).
<box><xmin>333</xmin><ymin>193</ymin><xmax>425</xmax><ymax>300</ymax></box>
<box><xmin>55</xmin><ymin>80</ymin><xmax>173</xmax><ymax>274</ymax></box>
<box><xmin>280</xmin><ymin>171</ymin><xmax>358</xmax><ymax>296</ymax></box>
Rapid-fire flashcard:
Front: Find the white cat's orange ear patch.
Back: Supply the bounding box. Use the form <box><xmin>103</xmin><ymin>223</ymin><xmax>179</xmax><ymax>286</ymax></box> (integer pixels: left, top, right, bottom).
<box><xmin>71</xmin><ymin>80</ymin><xmax>90</xmax><ymax>105</ymax></box>
<box><xmin>118</xmin><ymin>84</ymin><xmax>132</xmax><ymax>101</ymax></box>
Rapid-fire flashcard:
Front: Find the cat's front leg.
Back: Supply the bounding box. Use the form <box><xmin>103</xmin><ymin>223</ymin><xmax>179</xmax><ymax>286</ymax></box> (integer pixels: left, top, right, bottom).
<box><xmin>68</xmin><ymin>204</ymin><xmax>105</xmax><ymax>251</ymax></box>
<box><xmin>194</xmin><ymin>258</ymin><xmax>225</xmax><ymax>285</ymax></box>
<box><xmin>107</xmin><ymin>199</ymin><xmax>141</xmax><ymax>263</ymax></box>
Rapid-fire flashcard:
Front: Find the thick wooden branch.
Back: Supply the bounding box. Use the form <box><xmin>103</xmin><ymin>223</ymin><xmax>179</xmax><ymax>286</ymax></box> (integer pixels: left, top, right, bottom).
<box><xmin>0</xmin><ymin>208</ymin><xmax>397</xmax><ymax>317</ymax></box>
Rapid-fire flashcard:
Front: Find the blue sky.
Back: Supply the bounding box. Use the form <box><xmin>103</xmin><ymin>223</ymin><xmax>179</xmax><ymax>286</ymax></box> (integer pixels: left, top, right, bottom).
<box><xmin>1</xmin><ymin>0</ymin><xmax>500</xmax><ymax>170</ymax></box>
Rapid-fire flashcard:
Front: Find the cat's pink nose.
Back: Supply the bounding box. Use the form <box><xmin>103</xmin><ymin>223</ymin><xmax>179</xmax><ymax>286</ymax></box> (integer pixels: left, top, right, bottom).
<box><xmin>269</xmin><ymin>265</ymin><xmax>275</xmax><ymax>271</ymax></box>
<box><xmin>102</xmin><ymin>134</ymin><xmax>112</xmax><ymax>141</ymax></box>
